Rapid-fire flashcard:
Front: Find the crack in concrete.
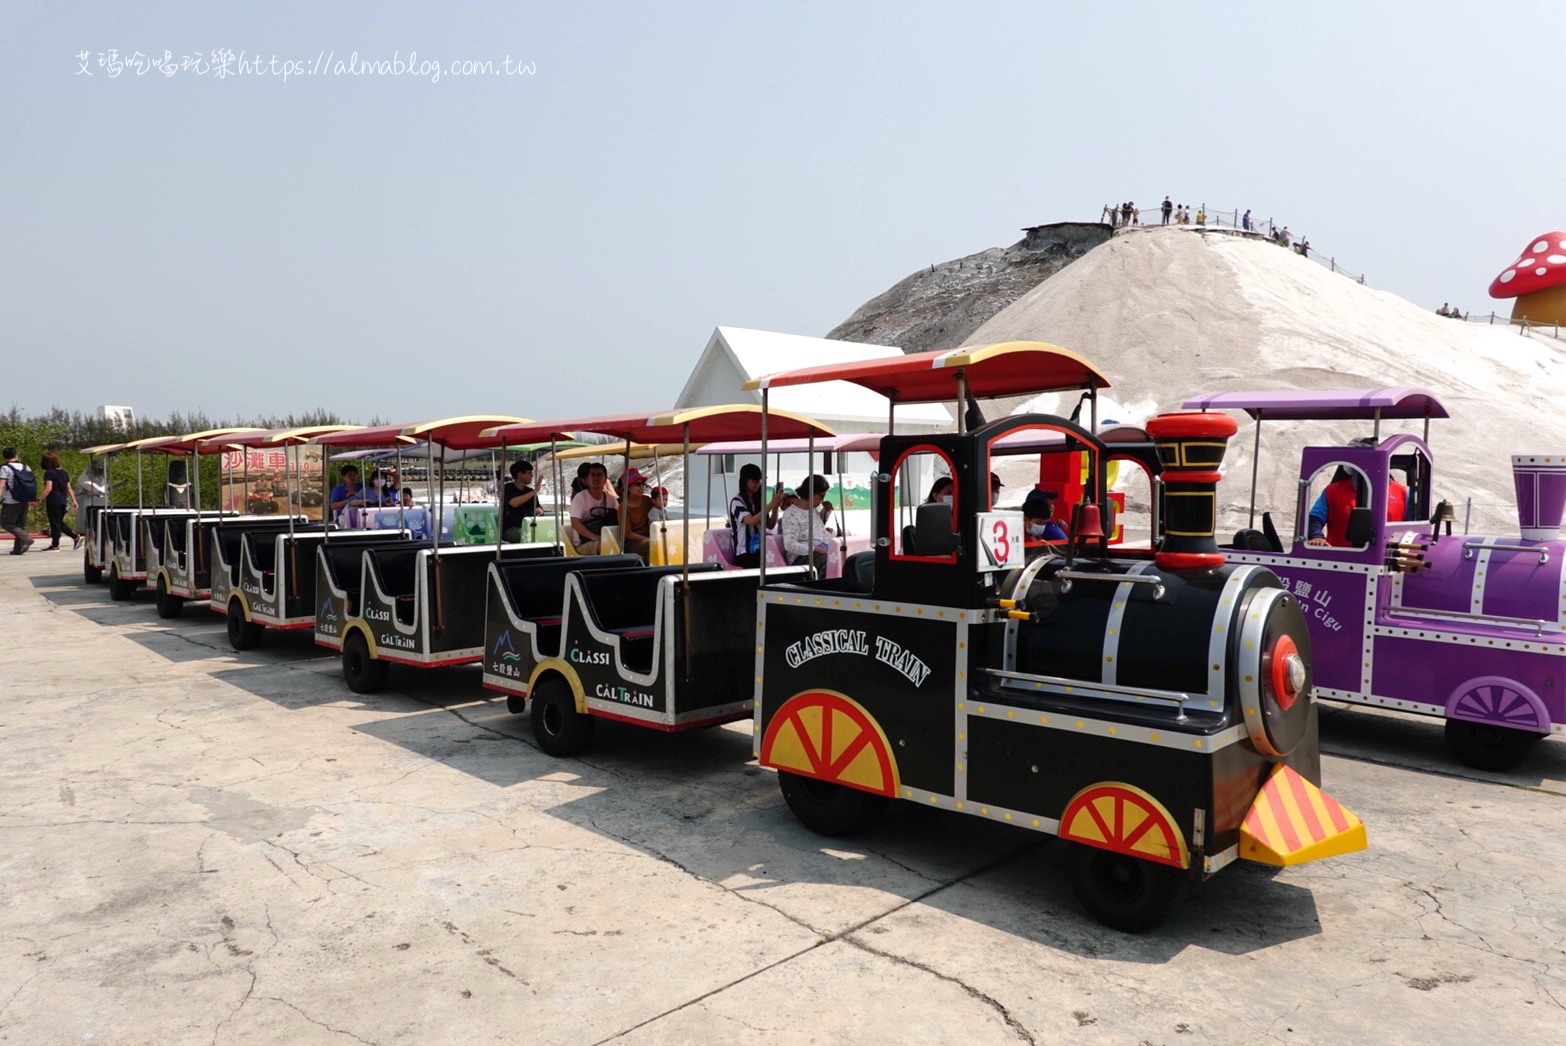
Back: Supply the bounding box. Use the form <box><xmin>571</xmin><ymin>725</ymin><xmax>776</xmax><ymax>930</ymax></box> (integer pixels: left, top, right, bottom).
<box><xmin>258</xmin><ymin>995</ymin><xmax>377</xmax><ymax>1044</ymax></box>
<box><xmin>590</xmin><ymin>845</ymin><xmax>1038</xmax><ymax>1043</ymax></box>
<box><xmin>845</xmin><ymin>934</ymin><xmax>1036</xmax><ymax>1043</ymax></box>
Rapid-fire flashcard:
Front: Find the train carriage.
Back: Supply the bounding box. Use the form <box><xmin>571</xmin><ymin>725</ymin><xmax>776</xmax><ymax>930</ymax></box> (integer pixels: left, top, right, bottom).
<box><xmin>743</xmin><ymin>342</ymin><xmax>1366</xmax><ymax>931</ymax></box>
<box><xmin>1185</xmin><ymin>387</ymin><xmax>1566</xmax><ymax>770</ymax></box>
<box><xmin>477</xmin><ymin>406</ymin><xmax>826</xmax><ymax>752</ymax></box>
<box><xmin>309</xmin><ymin>416</ymin><xmax>562</xmax><ymax>692</ymax></box>
<box><xmin>86</xmin><ymin>429</ymin><xmax>264</xmax><ymax>601</ymax></box>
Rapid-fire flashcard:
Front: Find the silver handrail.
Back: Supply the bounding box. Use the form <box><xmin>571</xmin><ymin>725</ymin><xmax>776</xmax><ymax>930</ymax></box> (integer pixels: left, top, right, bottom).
<box><xmin>1462</xmin><ymin>541</ymin><xmax>1548</xmax><ymax>564</ymax></box>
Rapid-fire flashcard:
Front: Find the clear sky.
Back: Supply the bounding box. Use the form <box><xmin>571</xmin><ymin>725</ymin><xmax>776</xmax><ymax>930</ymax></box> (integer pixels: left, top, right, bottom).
<box><xmin>3</xmin><ymin>1</ymin><xmax>1558</xmax><ymax>425</ymax></box>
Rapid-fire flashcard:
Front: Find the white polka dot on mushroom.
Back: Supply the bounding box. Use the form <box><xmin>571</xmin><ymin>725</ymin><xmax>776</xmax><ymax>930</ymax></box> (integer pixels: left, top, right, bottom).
<box><xmin>1520</xmin><ymin>258</ymin><xmax>1536</xmax><ymax>267</ymax></box>
<box><xmin>1538</xmin><ymin>267</ymin><xmax>1549</xmax><ymax>276</ymax></box>
<box><xmin>1500</xmin><ymin>269</ymin><xmax>1516</xmax><ymax>283</ymax></box>
<box><xmin>1536</xmin><ymin>240</ymin><xmax>1550</xmax><ymax>253</ymax></box>
<box><xmin>1551</xmin><ymin>255</ymin><xmax>1566</xmax><ymax>265</ymax></box>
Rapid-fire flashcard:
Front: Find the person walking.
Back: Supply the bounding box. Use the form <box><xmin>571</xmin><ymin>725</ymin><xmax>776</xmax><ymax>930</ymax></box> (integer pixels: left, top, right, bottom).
<box><xmin>1242</xmin><ymin>208</ymin><xmax>1252</xmax><ymax>231</ymax></box>
<box><xmin>39</xmin><ymin>452</ymin><xmax>82</xmax><ymax>550</ymax></box>
<box><xmin>1</xmin><ymin>447</ymin><xmax>36</xmax><ymax>554</ymax></box>
<box><xmin>1120</xmin><ymin>201</ymin><xmax>1132</xmax><ymax>227</ymax></box>
<box><xmin>1161</xmin><ymin>196</ymin><xmax>1173</xmax><ymax>225</ymax></box>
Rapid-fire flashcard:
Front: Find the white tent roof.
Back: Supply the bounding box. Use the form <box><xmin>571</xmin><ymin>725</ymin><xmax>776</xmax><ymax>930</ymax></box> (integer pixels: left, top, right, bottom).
<box><xmin>676</xmin><ymin>326</ymin><xmax>951</xmax><ymax>429</ymax></box>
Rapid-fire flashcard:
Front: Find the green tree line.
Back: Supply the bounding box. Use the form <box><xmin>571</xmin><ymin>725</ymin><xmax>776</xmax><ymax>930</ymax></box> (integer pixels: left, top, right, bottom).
<box><xmin>0</xmin><ymin>407</ymin><xmax>359</xmax><ymax>512</ymax></box>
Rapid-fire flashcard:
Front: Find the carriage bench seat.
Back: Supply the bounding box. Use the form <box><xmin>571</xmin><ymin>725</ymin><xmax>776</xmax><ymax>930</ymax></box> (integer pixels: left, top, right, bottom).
<box><xmin>493</xmin><ymin>555</ymin><xmax>641</xmax><ymax>621</ymax></box>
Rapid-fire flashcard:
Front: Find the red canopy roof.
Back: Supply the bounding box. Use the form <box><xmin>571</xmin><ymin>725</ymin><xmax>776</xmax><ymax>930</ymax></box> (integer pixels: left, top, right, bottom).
<box><xmin>311</xmin><ymin>422</ymin><xmax>424</xmax><ymax>448</ymax></box>
<box><xmin>200</xmin><ymin>424</ymin><xmax>358</xmax><ymax>451</ymax></box>
<box><xmin>399</xmin><ymin>415</ymin><xmax>534</xmax><ymax>451</ymax></box>
<box><xmin>129</xmin><ymin>427</ymin><xmax>267</xmax><ymax>456</ymax></box>
<box><xmin>481</xmin><ymin>404</ymin><xmax>834</xmax><ymax>446</ymax></box>
<box><xmin>743</xmin><ymin>341</ymin><xmax>1111</xmax><ymax>403</ymax></box>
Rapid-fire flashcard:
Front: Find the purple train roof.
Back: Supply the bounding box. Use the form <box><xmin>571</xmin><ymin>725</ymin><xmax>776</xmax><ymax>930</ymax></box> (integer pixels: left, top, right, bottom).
<box><xmin>1180</xmin><ymin>388</ymin><xmax>1450</xmax><ymax>421</ymax></box>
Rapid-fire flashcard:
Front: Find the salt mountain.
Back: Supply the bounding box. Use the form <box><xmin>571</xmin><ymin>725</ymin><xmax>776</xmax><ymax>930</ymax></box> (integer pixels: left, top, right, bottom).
<box><xmin>829</xmin><ymin>224</ymin><xmax>1566</xmax><ymax>535</ymax></box>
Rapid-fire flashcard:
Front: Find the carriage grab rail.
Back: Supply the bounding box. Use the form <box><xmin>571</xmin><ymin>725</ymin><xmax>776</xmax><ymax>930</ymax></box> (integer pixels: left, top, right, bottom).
<box><xmin>1054</xmin><ymin>570</ymin><xmax>1166</xmax><ymax>600</ymax></box>
<box><xmin>1462</xmin><ymin>541</ymin><xmax>1548</xmax><ymax>565</ymax></box>
<box><xmin>984</xmin><ymin>667</ymin><xmax>1190</xmax><ymax>709</ymax></box>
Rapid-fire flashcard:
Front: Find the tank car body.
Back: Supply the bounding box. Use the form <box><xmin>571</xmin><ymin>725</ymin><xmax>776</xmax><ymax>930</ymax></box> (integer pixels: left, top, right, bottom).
<box><xmin>750</xmin><ymin>345</ymin><xmax>1366</xmax><ymax>931</ymax></box>
<box><xmin>1186</xmin><ymin>388</ymin><xmax>1566</xmax><ymax>771</ymax></box>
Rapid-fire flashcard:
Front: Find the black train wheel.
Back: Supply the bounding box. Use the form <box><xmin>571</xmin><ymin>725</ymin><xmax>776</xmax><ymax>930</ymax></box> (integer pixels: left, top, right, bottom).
<box><xmin>1067</xmin><ymin>843</ymin><xmax>1185</xmax><ymax>933</ymax></box>
<box><xmin>341</xmin><ymin>630</ymin><xmax>388</xmax><ymax>693</ymax></box>
<box><xmin>530</xmin><ymin>677</ymin><xmax>595</xmax><ymax>757</ymax></box>
<box><xmin>1444</xmin><ymin>719</ymin><xmax>1542</xmax><ymax>773</ymax></box>
<box><xmin>777</xmin><ymin>771</ymin><xmax>888</xmax><ymax>837</ymax></box>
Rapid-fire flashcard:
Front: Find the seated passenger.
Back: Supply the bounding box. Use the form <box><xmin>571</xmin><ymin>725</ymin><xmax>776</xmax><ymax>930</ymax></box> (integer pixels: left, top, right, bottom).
<box><xmin>648</xmin><ymin>486</ymin><xmax>668</xmax><ymax>524</ymax></box>
<box><xmin>378</xmin><ymin>466</ymin><xmax>402</xmax><ymax>506</ymax></box>
<box><xmin>1022</xmin><ymin>488</ymin><xmax>1068</xmax><ymax>543</ymax></box>
<box><xmin>781</xmin><ymin>474</ymin><xmax>832</xmax><ymax>572</ymax></box>
<box><xmin>329</xmin><ymin>466</ymin><xmax>370</xmax><ymax>526</ymax></box>
<box><xmin>926</xmin><ymin>476</ymin><xmax>953</xmax><ymax>504</ymax></box>
<box><xmin>569</xmin><ymin>462</ymin><xmax>618</xmax><ymax>554</ymax></box>
<box><xmin>399</xmin><ymin>488</ymin><xmax>415</xmax><ymax>508</ymax></box>
<box><xmin>618</xmin><ymin>468</ymin><xmax>655</xmax><ymax>563</ymax></box>
<box><xmin>729</xmin><ymin>463</ymin><xmax>785</xmax><ymax>568</ymax></box>
<box><xmin>1306</xmin><ymin>466</ymin><xmax>1408</xmax><ymax>547</ymax></box>
<box><xmin>501</xmin><ymin>459</ymin><xmax>542</xmax><ymax>542</ymax></box>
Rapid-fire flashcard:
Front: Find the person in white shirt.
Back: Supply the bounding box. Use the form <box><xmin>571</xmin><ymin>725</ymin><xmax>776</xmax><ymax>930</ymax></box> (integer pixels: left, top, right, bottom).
<box><xmin>780</xmin><ymin>474</ymin><xmax>831</xmax><ymax>573</ymax></box>
<box><xmin>569</xmin><ymin>462</ymin><xmax>619</xmax><ymax>554</ymax></box>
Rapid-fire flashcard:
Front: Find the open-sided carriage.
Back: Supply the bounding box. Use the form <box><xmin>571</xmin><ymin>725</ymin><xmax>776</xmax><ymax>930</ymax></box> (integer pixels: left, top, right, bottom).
<box><xmin>738</xmin><ymin>342</ymin><xmax>1366</xmax><ymax>930</ymax></box>
<box><xmin>1185</xmin><ymin>387</ymin><xmax>1566</xmax><ymax>771</ymax></box>
<box><xmin>191</xmin><ymin>425</ymin><xmax>396</xmax><ymax>647</ymax></box>
<box><xmin>80</xmin><ymin>429</ymin><xmax>265</xmax><ymax>601</ymax></box>
<box><xmin>309</xmin><ymin>416</ymin><xmax>554</xmax><ymax>692</ymax></box>
<box><xmin>477</xmin><ymin>406</ymin><xmax>827</xmax><ymax>753</ymax></box>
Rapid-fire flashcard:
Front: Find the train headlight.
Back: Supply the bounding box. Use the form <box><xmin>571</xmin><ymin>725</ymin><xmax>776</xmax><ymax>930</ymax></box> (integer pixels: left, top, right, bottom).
<box><xmin>1238</xmin><ymin>589</ymin><xmax>1313</xmax><ymax>758</ymax></box>
<box><xmin>1271</xmin><ymin>635</ymin><xmax>1303</xmax><ymax>711</ymax></box>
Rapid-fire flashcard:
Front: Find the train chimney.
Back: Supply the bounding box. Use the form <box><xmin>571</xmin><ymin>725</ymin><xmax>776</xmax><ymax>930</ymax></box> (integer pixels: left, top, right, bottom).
<box><xmin>1512</xmin><ymin>455</ymin><xmax>1566</xmax><ymax>541</ymax></box>
<box><xmin>1146</xmin><ymin>412</ymin><xmax>1239</xmax><ymax>570</ymax></box>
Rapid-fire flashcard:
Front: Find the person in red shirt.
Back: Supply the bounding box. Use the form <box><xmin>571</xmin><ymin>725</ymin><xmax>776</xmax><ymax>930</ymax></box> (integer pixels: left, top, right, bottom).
<box><xmin>1306</xmin><ymin>467</ymin><xmax>1407</xmax><ymax>547</ymax></box>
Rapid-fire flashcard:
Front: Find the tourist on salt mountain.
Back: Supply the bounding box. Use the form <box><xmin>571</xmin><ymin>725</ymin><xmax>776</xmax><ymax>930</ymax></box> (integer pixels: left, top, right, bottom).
<box><xmin>1121</xmin><ymin>202</ymin><xmax>1132</xmax><ymax>226</ymax></box>
<box><xmin>1242</xmin><ymin>208</ymin><xmax>1252</xmax><ymax>231</ymax></box>
<box><xmin>1196</xmin><ymin>206</ymin><xmax>1206</xmax><ymax>226</ymax></box>
<box><xmin>1437</xmin><ymin>303</ymin><xmax>1452</xmax><ymax>316</ymax></box>
<box><xmin>1132</xmin><ymin>206</ymin><xmax>1141</xmax><ymax>225</ymax></box>
<box><xmin>1161</xmin><ymin>197</ymin><xmax>1173</xmax><ymax>225</ymax></box>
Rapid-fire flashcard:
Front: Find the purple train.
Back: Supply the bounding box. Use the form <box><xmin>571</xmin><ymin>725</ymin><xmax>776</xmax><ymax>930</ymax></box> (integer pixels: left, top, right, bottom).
<box><xmin>1184</xmin><ymin>388</ymin><xmax>1565</xmax><ymax>770</ymax></box>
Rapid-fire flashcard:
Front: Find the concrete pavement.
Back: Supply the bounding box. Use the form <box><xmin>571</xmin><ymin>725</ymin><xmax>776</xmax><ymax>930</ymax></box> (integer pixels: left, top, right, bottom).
<box><xmin>2</xmin><ymin>554</ymin><xmax>1564</xmax><ymax>1044</ymax></box>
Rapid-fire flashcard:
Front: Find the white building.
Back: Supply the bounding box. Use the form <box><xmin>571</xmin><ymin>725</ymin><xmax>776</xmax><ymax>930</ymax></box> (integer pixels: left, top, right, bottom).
<box><xmin>676</xmin><ymin>326</ymin><xmax>951</xmax><ymax>434</ymax></box>
<box><xmin>675</xmin><ymin>327</ymin><xmax>952</xmax><ymax>516</ymax></box>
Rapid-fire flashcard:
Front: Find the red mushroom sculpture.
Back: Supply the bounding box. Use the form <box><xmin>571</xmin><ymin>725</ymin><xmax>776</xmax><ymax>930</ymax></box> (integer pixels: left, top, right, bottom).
<box><xmin>1489</xmin><ymin>231</ymin><xmax>1566</xmax><ymax>325</ymax></box>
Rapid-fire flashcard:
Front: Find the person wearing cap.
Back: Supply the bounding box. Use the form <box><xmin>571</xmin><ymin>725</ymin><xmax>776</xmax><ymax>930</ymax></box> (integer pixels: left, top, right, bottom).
<box><xmin>990</xmin><ymin>472</ymin><xmax>1004</xmax><ymax>507</ymax></box>
<box><xmin>501</xmin><ymin>460</ymin><xmax>542</xmax><ymax>542</ymax></box>
<box><xmin>618</xmin><ymin>468</ymin><xmax>654</xmax><ymax>563</ymax></box>
<box><xmin>1022</xmin><ymin>488</ymin><xmax>1068</xmax><ymax>544</ymax></box>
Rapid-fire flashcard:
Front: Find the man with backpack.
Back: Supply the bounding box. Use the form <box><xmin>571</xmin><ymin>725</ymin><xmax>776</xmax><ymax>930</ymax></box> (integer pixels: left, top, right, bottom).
<box><xmin>2</xmin><ymin>447</ymin><xmax>37</xmax><ymax>554</ymax></box>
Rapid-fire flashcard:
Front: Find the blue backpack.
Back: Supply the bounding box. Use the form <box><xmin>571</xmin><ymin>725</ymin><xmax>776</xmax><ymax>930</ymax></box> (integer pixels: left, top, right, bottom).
<box><xmin>5</xmin><ymin>463</ymin><xmax>37</xmax><ymax>502</ymax></box>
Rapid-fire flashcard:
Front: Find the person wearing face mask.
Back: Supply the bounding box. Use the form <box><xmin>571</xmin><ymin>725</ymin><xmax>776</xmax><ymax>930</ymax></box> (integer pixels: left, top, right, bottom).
<box><xmin>925</xmin><ymin>476</ymin><xmax>953</xmax><ymax>504</ymax></box>
<box><xmin>1022</xmin><ymin>488</ymin><xmax>1067</xmax><ymax>544</ymax></box>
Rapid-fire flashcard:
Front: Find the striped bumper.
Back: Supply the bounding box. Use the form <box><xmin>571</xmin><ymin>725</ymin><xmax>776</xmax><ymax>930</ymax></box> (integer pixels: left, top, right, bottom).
<box><xmin>1240</xmin><ymin>764</ymin><xmax>1367</xmax><ymax>867</ymax></box>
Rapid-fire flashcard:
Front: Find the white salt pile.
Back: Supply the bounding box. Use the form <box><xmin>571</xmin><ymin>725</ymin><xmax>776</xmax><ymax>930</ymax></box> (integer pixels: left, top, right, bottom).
<box><xmin>964</xmin><ymin>226</ymin><xmax>1566</xmax><ymax>534</ymax></box>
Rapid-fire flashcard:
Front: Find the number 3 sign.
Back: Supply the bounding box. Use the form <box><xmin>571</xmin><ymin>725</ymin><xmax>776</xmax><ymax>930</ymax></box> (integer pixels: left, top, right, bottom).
<box><xmin>977</xmin><ymin>512</ymin><xmax>1023</xmax><ymax>572</ymax></box>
